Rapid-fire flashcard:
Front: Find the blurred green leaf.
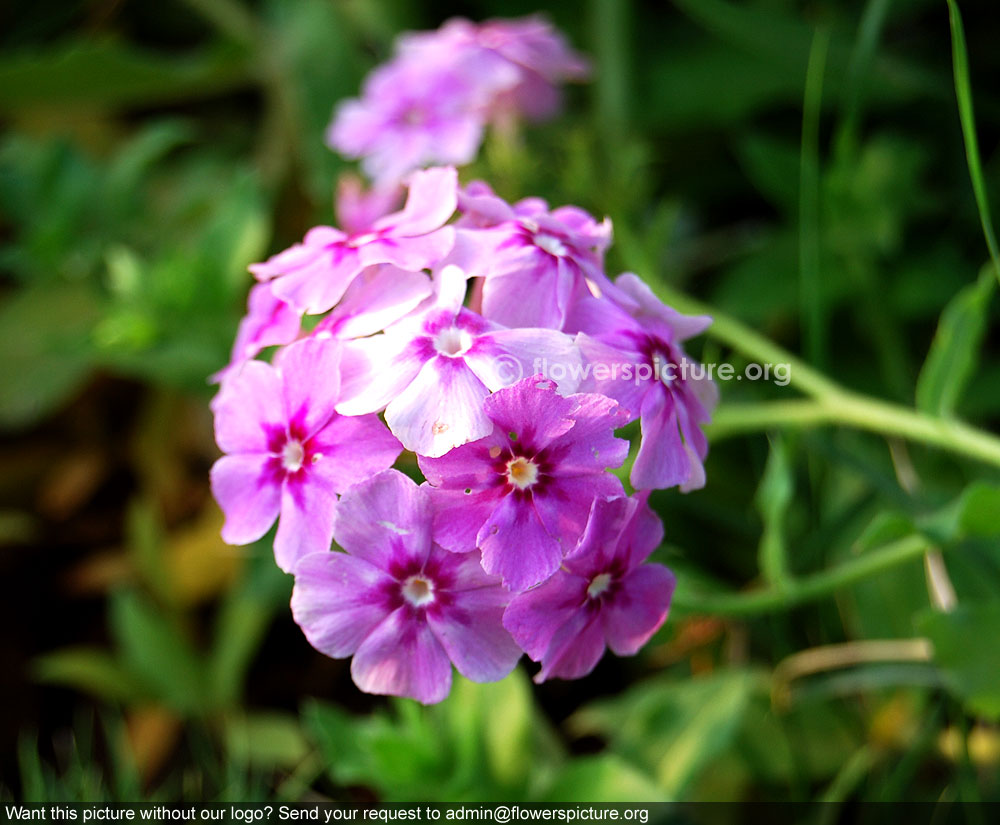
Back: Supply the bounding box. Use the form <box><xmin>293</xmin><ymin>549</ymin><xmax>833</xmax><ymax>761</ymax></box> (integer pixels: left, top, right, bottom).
<box><xmin>209</xmin><ymin>549</ymin><xmax>289</xmax><ymax>708</ymax></box>
<box><xmin>225</xmin><ymin>712</ymin><xmax>310</xmax><ymax>770</ymax></box>
<box><xmin>538</xmin><ymin>755</ymin><xmax>666</xmax><ymax>803</ymax></box>
<box><xmin>108</xmin><ymin>590</ymin><xmax>206</xmax><ymax>715</ymax></box>
<box><xmin>0</xmin><ymin>39</ymin><xmax>251</xmax><ymax>112</ymax></box>
<box><xmin>916</xmin><ymin>604</ymin><xmax>1000</xmax><ymax>720</ymax></box>
<box><xmin>0</xmin><ymin>284</ymin><xmax>101</xmax><ymax>429</ymax></box>
<box><xmin>955</xmin><ymin>483</ymin><xmax>1000</xmax><ymax>539</ymax></box>
<box><xmin>915</xmin><ymin>266</ymin><xmax>994</xmax><ymax>418</ymax></box>
<box><xmin>570</xmin><ymin>670</ymin><xmax>762</xmax><ymax>798</ymax></box>
<box><xmin>32</xmin><ymin>647</ymin><xmax>145</xmax><ymax>704</ymax></box>
<box><xmin>756</xmin><ymin>435</ymin><xmax>794</xmax><ymax>587</ymax></box>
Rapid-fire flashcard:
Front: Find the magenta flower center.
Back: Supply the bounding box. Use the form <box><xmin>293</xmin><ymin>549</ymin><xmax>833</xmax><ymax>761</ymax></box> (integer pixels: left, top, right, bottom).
<box><xmin>401</xmin><ymin>574</ymin><xmax>436</xmax><ymax>607</ymax></box>
<box><xmin>282</xmin><ymin>439</ymin><xmax>306</xmax><ymax>472</ymax></box>
<box><xmin>434</xmin><ymin>326</ymin><xmax>474</xmax><ymax>357</ymax></box>
<box><xmin>586</xmin><ymin>572</ymin><xmax>613</xmax><ymax>599</ymax></box>
<box><xmin>506</xmin><ymin>456</ymin><xmax>539</xmax><ymax>489</ymax></box>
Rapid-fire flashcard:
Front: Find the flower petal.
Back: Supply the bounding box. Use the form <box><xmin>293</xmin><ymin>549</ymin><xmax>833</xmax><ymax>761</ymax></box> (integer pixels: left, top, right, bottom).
<box><xmin>477</xmin><ymin>493</ymin><xmax>563</xmax><ymax>592</ymax></box>
<box><xmin>273</xmin><ymin>471</ymin><xmax>340</xmax><ymax>573</ymax></box>
<box><xmin>384</xmin><ymin>357</ymin><xmax>492</xmax><ymax>458</ymax></box>
<box><xmin>332</xmin><ymin>469</ymin><xmax>432</xmax><ymax>570</ymax></box>
<box><xmin>503</xmin><ymin>570</ymin><xmax>587</xmax><ymax>661</ymax></box>
<box><xmin>308</xmin><ymin>413</ymin><xmax>402</xmax><ymax>492</ymax></box>
<box><xmin>291</xmin><ymin>552</ymin><xmax>395</xmax><ymax>658</ymax></box>
<box><xmin>319</xmin><ymin>265</ymin><xmax>432</xmax><ymax>340</ymax></box>
<box><xmin>375</xmin><ymin>166</ymin><xmax>458</xmax><ymax>237</ymax></box>
<box><xmin>426</xmin><ymin>553</ymin><xmax>521</xmax><ymax>683</ymax></box>
<box><xmin>535</xmin><ymin>609</ymin><xmax>606</xmax><ymax>682</ymax></box>
<box><xmin>601</xmin><ymin>563</ymin><xmax>676</xmax><ymax>656</ymax></box>
<box><xmin>630</xmin><ymin>387</ymin><xmax>690</xmax><ymax>490</ymax></box>
<box><xmin>467</xmin><ymin>327</ymin><xmax>581</xmax><ymax>393</ymax></box>
<box><xmin>212</xmin><ymin>360</ymin><xmax>285</xmax><ymax>454</ymax></box>
<box><xmin>482</xmin><ymin>376</ymin><xmax>576</xmax><ymax>452</ymax></box>
<box><xmin>211</xmin><ymin>454</ymin><xmax>281</xmax><ymax>546</ymax></box>
<box><xmin>335</xmin><ymin>335</ymin><xmax>427</xmax><ymax>416</ymax></box>
<box><xmin>351</xmin><ymin>607</ymin><xmax>453</xmax><ymax>704</ymax></box>
<box><xmin>426</xmin><ymin>486</ymin><xmax>501</xmax><ymax>553</ymax></box>
<box><xmin>275</xmin><ymin>337</ymin><xmax>342</xmax><ymax>439</ymax></box>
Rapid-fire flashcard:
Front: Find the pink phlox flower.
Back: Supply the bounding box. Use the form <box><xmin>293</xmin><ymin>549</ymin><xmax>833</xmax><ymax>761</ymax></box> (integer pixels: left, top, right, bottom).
<box><xmin>336</xmin><ymin>266</ymin><xmax>582</xmax><ymax>458</ymax></box>
<box><xmin>503</xmin><ymin>493</ymin><xmax>675</xmax><ymax>682</ymax></box>
<box><xmin>419</xmin><ymin>375</ymin><xmax>629</xmax><ymax>592</ymax></box>
<box><xmin>291</xmin><ymin>469</ymin><xmax>522</xmax><ymax>704</ymax></box>
<box><xmin>449</xmin><ymin>182</ymin><xmax>613</xmax><ymax>330</ymax></box>
<box><xmin>249</xmin><ymin>167</ymin><xmax>457</xmax><ymax>315</ymax></box>
<box><xmin>210</xmin><ymin>337</ymin><xmax>402</xmax><ymax>572</ymax></box>
<box><xmin>568</xmin><ymin>272</ymin><xmax>717</xmax><ymax>492</ymax></box>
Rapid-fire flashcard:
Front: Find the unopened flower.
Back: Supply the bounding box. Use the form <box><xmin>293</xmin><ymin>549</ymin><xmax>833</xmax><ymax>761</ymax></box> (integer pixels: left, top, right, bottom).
<box><xmin>249</xmin><ymin>167</ymin><xmax>457</xmax><ymax>315</ymax></box>
<box><xmin>420</xmin><ymin>376</ymin><xmax>629</xmax><ymax>591</ymax></box>
<box><xmin>210</xmin><ymin>337</ymin><xmax>401</xmax><ymax>572</ymax></box>
<box><xmin>291</xmin><ymin>469</ymin><xmax>521</xmax><ymax>704</ymax></box>
<box><xmin>503</xmin><ymin>494</ymin><xmax>675</xmax><ymax>681</ymax></box>
<box><xmin>569</xmin><ymin>273</ymin><xmax>717</xmax><ymax>491</ymax></box>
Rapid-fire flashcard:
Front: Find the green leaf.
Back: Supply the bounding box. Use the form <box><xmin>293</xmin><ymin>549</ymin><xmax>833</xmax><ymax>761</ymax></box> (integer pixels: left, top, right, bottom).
<box><xmin>956</xmin><ymin>483</ymin><xmax>1000</xmax><ymax>539</ymax></box>
<box><xmin>225</xmin><ymin>712</ymin><xmax>310</xmax><ymax>770</ymax></box>
<box><xmin>209</xmin><ymin>552</ymin><xmax>289</xmax><ymax>708</ymax></box>
<box><xmin>302</xmin><ymin>700</ymin><xmax>372</xmax><ymax>787</ymax></box>
<box><xmin>916</xmin><ymin>604</ymin><xmax>1000</xmax><ymax>720</ymax></box>
<box><xmin>0</xmin><ymin>39</ymin><xmax>251</xmax><ymax>112</ymax></box>
<box><xmin>0</xmin><ymin>284</ymin><xmax>101</xmax><ymax>429</ymax></box>
<box><xmin>538</xmin><ymin>755</ymin><xmax>667</xmax><ymax>803</ymax></box>
<box><xmin>570</xmin><ymin>670</ymin><xmax>762</xmax><ymax>798</ymax></box>
<box><xmin>915</xmin><ymin>265</ymin><xmax>994</xmax><ymax>417</ymax></box>
<box><xmin>108</xmin><ymin>590</ymin><xmax>206</xmax><ymax>714</ymax></box>
<box><xmin>32</xmin><ymin>647</ymin><xmax>145</xmax><ymax>704</ymax></box>
<box><xmin>755</xmin><ymin>435</ymin><xmax>794</xmax><ymax>587</ymax></box>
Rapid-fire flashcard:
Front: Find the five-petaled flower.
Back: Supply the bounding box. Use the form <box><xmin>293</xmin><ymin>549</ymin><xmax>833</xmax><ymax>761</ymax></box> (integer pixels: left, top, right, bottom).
<box><xmin>419</xmin><ymin>376</ymin><xmax>629</xmax><ymax>592</ymax></box>
<box><xmin>249</xmin><ymin>167</ymin><xmax>457</xmax><ymax>315</ymax></box>
<box><xmin>210</xmin><ymin>337</ymin><xmax>401</xmax><ymax>572</ymax></box>
<box><xmin>291</xmin><ymin>470</ymin><xmax>522</xmax><ymax>704</ymax></box>
<box><xmin>503</xmin><ymin>493</ymin><xmax>676</xmax><ymax>681</ymax></box>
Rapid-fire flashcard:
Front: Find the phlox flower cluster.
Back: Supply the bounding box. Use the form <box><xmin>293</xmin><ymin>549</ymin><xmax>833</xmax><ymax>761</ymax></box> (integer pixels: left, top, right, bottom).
<box><xmin>327</xmin><ymin>15</ymin><xmax>589</xmax><ymax>185</ymax></box>
<box><xmin>210</xmin><ymin>17</ymin><xmax>717</xmax><ymax>705</ymax></box>
<box><xmin>211</xmin><ymin>165</ymin><xmax>716</xmax><ymax>703</ymax></box>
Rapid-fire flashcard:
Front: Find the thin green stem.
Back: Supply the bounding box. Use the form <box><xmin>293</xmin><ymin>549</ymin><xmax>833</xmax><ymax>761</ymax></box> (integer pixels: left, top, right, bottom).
<box><xmin>945</xmin><ymin>0</ymin><xmax>1000</xmax><ymax>282</ymax></box>
<box><xmin>710</xmin><ymin>396</ymin><xmax>1000</xmax><ymax>469</ymax></box>
<box><xmin>672</xmin><ymin>534</ymin><xmax>933</xmax><ymax>617</ymax></box>
<box><xmin>800</xmin><ymin>27</ymin><xmax>829</xmax><ymax>368</ymax></box>
<box><xmin>646</xmin><ymin>278</ymin><xmax>1000</xmax><ymax>468</ymax></box>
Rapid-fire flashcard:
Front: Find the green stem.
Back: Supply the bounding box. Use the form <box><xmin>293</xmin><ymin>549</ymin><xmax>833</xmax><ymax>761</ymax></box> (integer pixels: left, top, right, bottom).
<box><xmin>672</xmin><ymin>533</ymin><xmax>933</xmax><ymax>616</ymax></box>
<box><xmin>799</xmin><ymin>27</ymin><xmax>829</xmax><ymax>368</ymax></box>
<box><xmin>945</xmin><ymin>0</ymin><xmax>1000</xmax><ymax>282</ymax></box>
<box><xmin>647</xmin><ymin>279</ymin><xmax>1000</xmax><ymax>468</ymax></box>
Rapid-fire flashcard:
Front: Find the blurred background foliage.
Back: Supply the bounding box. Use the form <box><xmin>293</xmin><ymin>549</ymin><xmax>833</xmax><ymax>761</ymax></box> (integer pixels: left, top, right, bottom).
<box><xmin>1</xmin><ymin>0</ymin><xmax>1000</xmax><ymax>813</ymax></box>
